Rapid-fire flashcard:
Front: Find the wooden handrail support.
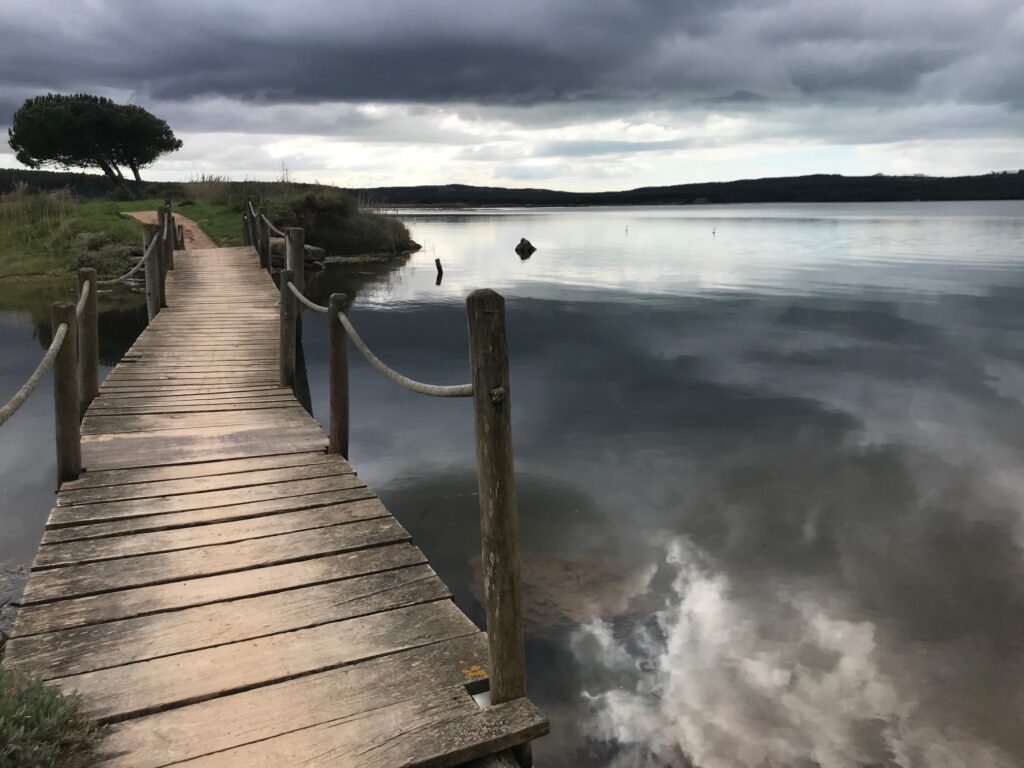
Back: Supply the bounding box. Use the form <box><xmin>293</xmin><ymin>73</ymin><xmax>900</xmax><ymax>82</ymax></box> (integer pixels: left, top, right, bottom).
<box><xmin>259</xmin><ymin>210</ymin><xmax>271</xmax><ymax>271</ymax></box>
<box><xmin>328</xmin><ymin>293</ymin><xmax>349</xmax><ymax>458</ymax></box>
<box><xmin>466</xmin><ymin>288</ymin><xmax>531</xmax><ymax>768</ymax></box>
<box><xmin>279</xmin><ymin>269</ymin><xmax>297</xmax><ymax>389</ymax></box>
<box><xmin>142</xmin><ymin>223</ymin><xmax>161</xmax><ymax>321</ymax></box>
<box><xmin>77</xmin><ymin>268</ymin><xmax>99</xmax><ymax>412</ymax></box>
<box><xmin>52</xmin><ymin>302</ymin><xmax>81</xmax><ymax>484</ymax></box>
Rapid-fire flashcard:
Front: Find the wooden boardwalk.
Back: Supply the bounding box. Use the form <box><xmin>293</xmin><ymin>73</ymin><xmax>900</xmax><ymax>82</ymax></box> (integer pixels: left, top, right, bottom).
<box><xmin>6</xmin><ymin>246</ymin><xmax>546</xmax><ymax>767</ymax></box>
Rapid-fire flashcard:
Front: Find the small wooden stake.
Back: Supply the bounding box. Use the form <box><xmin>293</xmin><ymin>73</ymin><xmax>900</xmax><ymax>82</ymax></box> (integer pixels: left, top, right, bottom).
<box><xmin>177</xmin><ymin>224</ymin><xmax>185</xmax><ymax>250</ymax></box>
<box><xmin>328</xmin><ymin>293</ymin><xmax>349</xmax><ymax>458</ymax></box>
<box><xmin>286</xmin><ymin>227</ymin><xmax>305</xmax><ymax>295</ymax></box>
<box><xmin>77</xmin><ymin>268</ymin><xmax>99</xmax><ymax>413</ymax></box>
<box><xmin>142</xmin><ymin>223</ymin><xmax>160</xmax><ymax>321</ymax></box>
<box><xmin>279</xmin><ymin>269</ymin><xmax>297</xmax><ymax>389</ymax></box>
<box><xmin>466</xmin><ymin>288</ymin><xmax>530</xmax><ymax>767</ymax></box>
<box><xmin>52</xmin><ymin>302</ymin><xmax>81</xmax><ymax>484</ymax></box>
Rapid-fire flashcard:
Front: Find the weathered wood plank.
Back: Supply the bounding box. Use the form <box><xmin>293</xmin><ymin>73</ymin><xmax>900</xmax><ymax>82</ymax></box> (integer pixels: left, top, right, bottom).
<box><xmin>82</xmin><ymin>407</ymin><xmax>312</xmax><ymax>435</ymax></box>
<box><xmin>22</xmin><ymin>516</ymin><xmax>409</xmax><ymax>603</ymax></box>
<box><xmin>52</xmin><ymin>600</ymin><xmax>478</xmax><ymax>722</ymax></box>
<box><xmin>14</xmin><ymin>543</ymin><xmax>426</xmax><ymax>636</ymax></box>
<box><xmin>6</xmin><ymin>564</ymin><xmax>448</xmax><ymax>678</ymax></box>
<box><xmin>58</xmin><ymin>458</ymin><xmax>353</xmax><ymax>506</ymax></box>
<box><xmin>96</xmin><ymin>633</ymin><xmax>491</xmax><ymax>768</ymax></box>
<box><xmin>167</xmin><ymin>689</ymin><xmax>546</xmax><ymax>768</ymax></box>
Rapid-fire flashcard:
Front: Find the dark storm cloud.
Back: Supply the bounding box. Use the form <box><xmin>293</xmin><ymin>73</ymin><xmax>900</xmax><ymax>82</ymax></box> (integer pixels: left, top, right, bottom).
<box><xmin>1</xmin><ymin>0</ymin><xmax>1022</xmax><ymax>120</ymax></box>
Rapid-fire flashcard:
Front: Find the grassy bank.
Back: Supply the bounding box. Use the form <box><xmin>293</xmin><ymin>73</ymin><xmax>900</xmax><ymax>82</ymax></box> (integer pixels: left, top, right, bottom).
<box><xmin>0</xmin><ymin>177</ymin><xmax>418</xmax><ymax>278</ymax></box>
<box><xmin>0</xmin><ymin>185</ymin><xmax>240</xmax><ymax>279</ymax></box>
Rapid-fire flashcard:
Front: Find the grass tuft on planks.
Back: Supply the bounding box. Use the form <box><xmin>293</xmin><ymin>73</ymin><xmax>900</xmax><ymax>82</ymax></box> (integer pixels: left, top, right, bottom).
<box><xmin>0</xmin><ymin>666</ymin><xmax>100</xmax><ymax>768</ymax></box>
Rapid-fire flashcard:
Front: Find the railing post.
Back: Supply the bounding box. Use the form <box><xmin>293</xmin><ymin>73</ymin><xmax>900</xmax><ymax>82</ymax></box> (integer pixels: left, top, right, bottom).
<box><xmin>52</xmin><ymin>302</ymin><xmax>81</xmax><ymax>484</ymax></box>
<box><xmin>259</xmin><ymin>210</ymin><xmax>271</xmax><ymax>271</ymax></box>
<box><xmin>77</xmin><ymin>268</ymin><xmax>99</xmax><ymax>413</ymax></box>
<box><xmin>280</xmin><ymin>269</ymin><xmax>297</xmax><ymax>388</ymax></box>
<box><xmin>177</xmin><ymin>224</ymin><xmax>184</xmax><ymax>250</ymax></box>
<box><xmin>328</xmin><ymin>293</ymin><xmax>349</xmax><ymax>458</ymax></box>
<box><xmin>286</xmin><ymin>227</ymin><xmax>305</xmax><ymax>294</ymax></box>
<box><xmin>242</xmin><ymin>212</ymin><xmax>252</xmax><ymax>246</ymax></box>
<box><xmin>155</xmin><ymin>208</ymin><xmax>168</xmax><ymax>307</ymax></box>
<box><xmin>466</xmin><ymin>288</ymin><xmax>530</xmax><ymax>767</ymax></box>
<box><xmin>165</xmin><ymin>206</ymin><xmax>176</xmax><ymax>270</ymax></box>
<box><xmin>142</xmin><ymin>223</ymin><xmax>160</xmax><ymax>321</ymax></box>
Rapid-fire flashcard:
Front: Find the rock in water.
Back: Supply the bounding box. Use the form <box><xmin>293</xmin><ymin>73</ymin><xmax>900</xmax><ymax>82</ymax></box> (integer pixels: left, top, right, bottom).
<box><xmin>515</xmin><ymin>237</ymin><xmax>537</xmax><ymax>257</ymax></box>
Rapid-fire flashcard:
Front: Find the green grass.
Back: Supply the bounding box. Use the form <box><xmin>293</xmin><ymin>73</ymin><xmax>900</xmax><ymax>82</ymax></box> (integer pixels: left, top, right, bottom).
<box><xmin>0</xmin><ymin>666</ymin><xmax>99</xmax><ymax>768</ymax></box>
<box><xmin>0</xmin><ymin>187</ymin><xmax>240</xmax><ymax>279</ymax></box>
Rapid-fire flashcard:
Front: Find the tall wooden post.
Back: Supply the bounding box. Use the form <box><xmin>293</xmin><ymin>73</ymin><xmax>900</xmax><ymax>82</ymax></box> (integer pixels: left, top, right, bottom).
<box><xmin>259</xmin><ymin>211</ymin><xmax>271</xmax><ymax>271</ymax></box>
<box><xmin>286</xmin><ymin>227</ymin><xmax>305</xmax><ymax>294</ymax></box>
<box><xmin>466</xmin><ymin>289</ymin><xmax>530</xmax><ymax>767</ymax></box>
<box><xmin>280</xmin><ymin>270</ymin><xmax>297</xmax><ymax>388</ymax></box>
<box><xmin>142</xmin><ymin>223</ymin><xmax>161</xmax><ymax>321</ymax></box>
<box><xmin>77</xmin><ymin>268</ymin><xmax>99</xmax><ymax>413</ymax></box>
<box><xmin>177</xmin><ymin>224</ymin><xmax>185</xmax><ymax>250</ymax></box>
<box><xmin>52</xmin><ymin>302</ymin><xmax>81</xmax><ymax>484</ymax></box>
<box><xmin>328</xmin><ymin>293</ymin><xmax>349</xmax><ymax>458</ymax></box>
<box><xmin>165</xmin><ymin>210</ymin><xmax>176</xmax><ymax>270</ymax></box>
<box><xmin>243</xmin><ymin>212</ymin><xmax>252</xmax><ymax>246</ymax></box>
<box><xmin>155</xmin><ymin>208</ymin><xmax>168</xmax><ymax>307</ymax></box>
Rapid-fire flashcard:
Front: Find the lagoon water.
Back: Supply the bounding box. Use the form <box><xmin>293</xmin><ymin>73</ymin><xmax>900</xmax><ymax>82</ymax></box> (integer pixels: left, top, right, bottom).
<box><xmin>4</xmin><ymin>201</ymin><xmax>1024</xmax><ymax>766</ymax></box>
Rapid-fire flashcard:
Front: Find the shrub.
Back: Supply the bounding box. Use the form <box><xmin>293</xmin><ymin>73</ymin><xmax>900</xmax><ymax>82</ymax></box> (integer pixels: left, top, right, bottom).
<box><xmin>0</xmin><ymin>667</ymin><xmax>99</xmax><ymax>768</ymax></box>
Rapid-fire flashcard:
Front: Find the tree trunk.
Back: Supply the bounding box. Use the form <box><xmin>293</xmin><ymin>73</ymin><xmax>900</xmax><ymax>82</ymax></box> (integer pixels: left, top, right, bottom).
<box><xmin>129</xmin><ymin>162</ymin><xmax>142</xmax><ymax>183</ymax></box>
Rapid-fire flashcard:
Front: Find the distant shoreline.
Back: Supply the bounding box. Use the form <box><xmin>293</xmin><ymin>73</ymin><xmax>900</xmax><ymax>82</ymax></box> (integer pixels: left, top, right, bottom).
<box><xmin>3</xmin><ymin>168</ymin><xmax>1022</xmax><ymax>208</ymax></box>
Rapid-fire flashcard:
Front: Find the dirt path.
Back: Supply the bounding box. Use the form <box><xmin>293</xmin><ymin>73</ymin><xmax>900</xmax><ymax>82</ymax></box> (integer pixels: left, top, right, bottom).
<box><xmin>124</xmin><ymin>211</ymin><xmax>218</xmax><ymax>250</ymax></box>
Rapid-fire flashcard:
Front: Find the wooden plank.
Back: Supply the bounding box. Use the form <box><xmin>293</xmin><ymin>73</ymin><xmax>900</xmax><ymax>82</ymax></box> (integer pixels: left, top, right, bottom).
<box><xmin>81</xmin><ymin>423</ymin><xmax>327</xmax><ymax>470</ymax></box>
<box><xmin>22</xmin><ymin>516</ymin><xmax>409</xmax><ymax>603</ymax></box>
<box><xmin>96</xmin><ymin>633</ymin><xmax>491</xmax><ymax>768</ymax></box>
<box><xmin>58</xmin><ymin>458</ymin><xmax>353</xmax><ymax>506</ymax></box>
<box><xmin>46</xmin><ymin>486</ymin><xmax>377</xmax><ymax>540</ymax></box>
<box><xmin>6</xmin><ymin>564</ymin><xmax>448</xmax><ymax>677</ymax></box>
<box><xmin>60</xmin><ymin>452</ymin><xmax>335</xmax><ymax>491</ymax></box>
<box><xmin>163</xmin><ymin>689</ymin><xmax>546</xmax><ymax>768</ymax></box>
<box><xmin>82</xmin><ymin>407</ymin><xmax>311</xmax><ymax>435</ymax></box>
<box><xmin>49</xmin><ymin>473</ymin><xmax>366</xmax><ymax>527</ymax></box>
<box><xmin>14</xmin><ymin>543</ymin><xmax>426</xmax><ymax>636</ymax></box>
<box><xmin>38</xmin><ymin>498</ymin><xmax>389</xmax><ymax>563</ymax></box>
<box><xmin>52</xmin><ymin>600</ymin><xmax>478</xmax><ymax>722</ymax></box>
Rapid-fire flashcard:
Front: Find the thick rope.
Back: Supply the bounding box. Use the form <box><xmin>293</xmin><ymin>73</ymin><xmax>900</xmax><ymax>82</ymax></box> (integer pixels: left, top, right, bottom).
<box><xmin>0</xmin><ymin>324</ymin><xmax>68</xmax><ymax>427</ymax></box>
<box><xmin>97</xmin><ymin>231</ymin><xmax>162</xmax><ymax>285</ymax></box>
<box><xmin>261</xmin><ymin>212</ymin><xmax>287</xmax><ymax>238</ymax></box>
<box><xmin>75</xmin><ymin>279</ymin><xmax>91</xmax><ymax>318</ymax></box>
<box><xmin>287</xmin><ymin>281</ymin><xmax>329</xmax><ymax>313</ymax></box>
<box><xmin>334</xmin><ymin>311</ymin><xmax>473</xmax><ymax>398</ymax></box>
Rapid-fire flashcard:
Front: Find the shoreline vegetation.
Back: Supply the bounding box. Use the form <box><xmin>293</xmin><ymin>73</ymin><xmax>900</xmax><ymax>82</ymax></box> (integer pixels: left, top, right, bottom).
<box><xmin>0</xmin><ymin>171</ymin><xmax>419</xmax><ymax>280</ymax></box>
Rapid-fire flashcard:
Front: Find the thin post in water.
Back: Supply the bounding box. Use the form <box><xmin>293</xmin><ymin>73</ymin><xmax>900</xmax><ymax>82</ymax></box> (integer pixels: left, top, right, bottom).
<box><xmin>328</xmin><ymin>293</ymin><xmax>349</xmax><ymax>458</ymax></box>
<box><xmin>77</xmin><ymin>268</ymin><xmax>99</xmax><ymax>413</ymax></box>
<box><xmin>465</xmin><ymin>288</ymin><xmax>530</xmax><ymax>766</ymax></box>
<box><xmin>52</xmin><ymin>301</ymin><xmax>81</xmax><ymax>484</ymax></box>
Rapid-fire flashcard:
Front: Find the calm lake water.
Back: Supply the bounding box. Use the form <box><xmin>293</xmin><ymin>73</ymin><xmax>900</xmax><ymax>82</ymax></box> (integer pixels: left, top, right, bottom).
<box><xmin>4</xmin><ymin>201</ymin><xmax>1024</xmax><ymax>767</ymax></box>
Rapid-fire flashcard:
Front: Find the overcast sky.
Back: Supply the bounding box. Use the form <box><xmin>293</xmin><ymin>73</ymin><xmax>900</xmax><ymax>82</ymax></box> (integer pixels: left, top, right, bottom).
<box><xmin>1</xmin><ymin>0</ymin><xmax>1023</xmax><ymax>190</ymax></box>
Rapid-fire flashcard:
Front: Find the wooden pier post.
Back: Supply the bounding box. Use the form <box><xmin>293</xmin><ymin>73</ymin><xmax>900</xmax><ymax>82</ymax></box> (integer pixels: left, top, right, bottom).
<box><xmin>177</xmin><ymin>224</ymin><xmax>185</xmax><ymax>250</ymax></box>
<box><xmin>243</xmin><ymin>212</ymin><xmax>252</xmax><ymax>246</ymax></box>
<box><xmin>279</xmin><ymin>269</ymin><xmax>297</xmax><ymax>389</ymax></box>
<box><xmin>259</xmin><ymin>210</ymin><xmax>270</xmax><ymax>271</ymax></box>
<box><xmin>155</xmin><ymin>209</ymin><xmax>168</xmax><ymax>307</ymax></box>
<box><xmin>52</xmin><ymin>302</ymin><xmax>81</xmax><ymax>484</ymax></box>
<box><xmin>327</xmin><ymin>293</ymin><xmax>349</xmax><ymax>458</ymax></box>
<box><xmin>77</xmin><ymin>268</ymin><xmax>99</xmax><ymax>413</ymax></box>
<box><xmin>142</xmin><ymin>223</ymin><xmax>161</xmax><ymax>321</ymax></box>
<box><xmin>465</xmin><ymin>289</ymin><xmax>530</xmax><ymax>767</ymax></box>
<box><xmin>286</xmin><ymin>228</ymin><xmax>305</xmax><ymax>294</ymax></box>
<box><xmin>165</xmin><ymin>209</ymin><xmax>176</xmax><ymax>270</ymax></box>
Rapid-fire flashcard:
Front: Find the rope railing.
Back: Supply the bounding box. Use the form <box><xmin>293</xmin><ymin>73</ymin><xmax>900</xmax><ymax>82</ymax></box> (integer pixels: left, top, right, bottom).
<box><xmin>97</xmin><ymin>229</ymin><xmax>162</xmax><ymax>285</ymax></box>
<box><xmin>261</xmin><ymin>212</ymin><xmax>287</xmax><ymax>238</ymax></box>
<box><xmin>286</xmin><ymin>281</ymin><xmax>328</xmax><ymax>313</ymax></box>
<box><xmin>0</xmin><ymin>324</ymin><xmax>67</xmax><ymax>427</ymax></box>
<box><xmin>335</xmin><ymin>310</ymin><xmax>474</xmax><ymax>398</ymax></box>
<box><xmin>75</xmin><ymin>279</ymin><xmax>91</xmax><ymax>318</ymax></box>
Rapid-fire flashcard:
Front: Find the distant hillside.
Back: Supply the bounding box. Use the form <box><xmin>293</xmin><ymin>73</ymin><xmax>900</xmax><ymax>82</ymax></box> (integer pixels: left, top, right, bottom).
<box><xmin>355</xmin><ymin>172</ymin><xmax>1024</xmax><ymax>207</ymax></box>
<box><xmin>3</xmin><ymin>167</ymin><xmax>1023</xmax><ymax>206</ymax></box>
